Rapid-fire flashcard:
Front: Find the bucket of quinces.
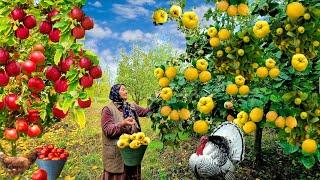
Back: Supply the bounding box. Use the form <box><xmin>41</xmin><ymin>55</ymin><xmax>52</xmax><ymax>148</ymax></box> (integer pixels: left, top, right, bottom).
<box><xmin>35</xmin><ymin>144</ymin><xmax>69</xmax><ymax>180</ymax></box>
<box><xmin>117</xmin><ymin>132</ymin><xmax>150</xmax><ymax>166</ymax></box>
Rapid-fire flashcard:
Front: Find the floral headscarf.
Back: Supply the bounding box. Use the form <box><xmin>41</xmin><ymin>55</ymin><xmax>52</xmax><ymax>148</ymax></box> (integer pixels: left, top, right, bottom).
<box><xmin>109</xmin><ymin>84</ymin><xmax>140</xmax><ymax>129</ymax></box>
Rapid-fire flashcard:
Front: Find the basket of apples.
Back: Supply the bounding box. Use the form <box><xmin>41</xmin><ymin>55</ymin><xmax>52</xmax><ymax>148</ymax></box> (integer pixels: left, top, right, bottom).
<box><xmin>35</xmin><ymin>145</ymin><xmax>69</xmax><ymax>180</ymax></box>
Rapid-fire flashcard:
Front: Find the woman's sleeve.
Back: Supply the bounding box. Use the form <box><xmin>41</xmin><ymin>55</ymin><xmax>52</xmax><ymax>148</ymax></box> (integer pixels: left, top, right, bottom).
<box><xmin>133</xmin><ymin>104</ymin><xmax>152</xmax><ymax>117</ymax></box>
<box><xmin>101</xmin><ymin>107</ymin><xmax>131</xmax><ymax>138</ymax></box>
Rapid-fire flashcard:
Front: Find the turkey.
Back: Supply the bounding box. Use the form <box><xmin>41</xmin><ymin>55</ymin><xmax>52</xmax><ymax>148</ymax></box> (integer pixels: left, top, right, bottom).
<box><xmin>189</xmin><ymin>122</ymin><xmax>245</xmax><ymax>180</ymax></box>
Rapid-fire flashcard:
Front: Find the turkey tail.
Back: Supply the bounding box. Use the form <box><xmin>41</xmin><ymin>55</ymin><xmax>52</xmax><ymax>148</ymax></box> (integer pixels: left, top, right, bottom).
<box><xmin>211</xmin><ymin>122</ymin><xmax>245</xmax><ymax>162</ymax></box>
<box><xmin>224</xmin><ymin>171</ymin><xmax>235</xmax><ymax>180</ymax></box>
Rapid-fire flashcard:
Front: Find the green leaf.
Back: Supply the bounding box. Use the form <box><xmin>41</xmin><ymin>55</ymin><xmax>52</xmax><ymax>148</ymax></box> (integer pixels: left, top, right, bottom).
<box><xmin>78</xmin><ymin>92</ymin><xmax>88</xmax><ymax>100</ymax></box>
<box><xmin>43</xmin><ymin>0</ymin><xmax>54</xmax><ymax>5</ymax></box>
<box><xmin>287</xmin><ymin>31</ymin><xmax>295</xmax><ymax>37</ymax></box>
<box><xmin>68</xmin><ymin>81</ymin><xmax>79</xmax><ymax>91</ymax></box>
<box><xmin>300</xmin><ymin>156</ymin><xmax>316</xmax><ymax>169</ymax></box>
<box><xmin>275</xmin><ymin>51</ymin><xmax>282</xmax><ymax>59</ymax></box>
<box><xmin>84</xmin><ymin>50</ymin><xmax>99</xmax><ymax>65</ymax></box>
<box><xmin>74</xmin><ymin>108</ymin><xmax>86</xmax><ymax>129</ymax></box>
<box><xmin>279</xmin><ymin>141</ymin><xmax>299</xmax><ymax>155</ymax></box>
<box><xmin>247</xmin><ymin>98</ymin><xmax>263</xmax><ymax>109</ymax></box>
<box><xmin>61</xmin><ymin>94</ymin><xmax>74</xmax><ymax>113</ymax></box>
<box><xmin>66</xmin><ymin>69</ymin><xmax>78</xmax><ymax>82</ymax></box>
<box><xmin>178</xmin><ymin>78</ymin><xmax>186</xmax><ymax>86</ymax></box>
<box><xmin>310</xmin><ymin>117</ymin><xmax>319</xmax><ymax>123</ymax></box>
<box><xmin>227</xmin><ymin>54</ymin><xmax>236</xmax><ymax>60</ymax></box>
<box><xmin>53</xmin><ymin>21</ymin><xmax>68</xmax><ymax>29</ymax></box>
<box><xmin>270</xmin><ymin>94</ymin><xmax>281</xmax><ymax>102</ymax></box>
<box><xmin>54</xmin><ymin>49</ymin><xmax>63</xmax><ymax>65</ymax></box>
<box><xmin>316</xmin><ymin>150</ymin><xmax>320</xmax><ymax>162</ymax></box>
<box><xmin>163</xmin><ymin>133</ymin><xmax>176</xmax><ymax>141</ymax></box>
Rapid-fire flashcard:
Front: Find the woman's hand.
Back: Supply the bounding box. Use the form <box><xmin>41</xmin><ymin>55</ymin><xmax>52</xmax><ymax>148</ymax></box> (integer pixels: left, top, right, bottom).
<box><xmin>120</xmin><ymin>117</ymin><xmax>136</xmax><ymax>127</ymax></box>
<box><xmin>0</xmin><ymin>152</ymin><xmax>32</xmax><ymax>175</ymax></box>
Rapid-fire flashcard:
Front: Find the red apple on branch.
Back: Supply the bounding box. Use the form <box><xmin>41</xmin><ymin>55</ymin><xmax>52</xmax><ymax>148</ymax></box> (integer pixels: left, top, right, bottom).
<box><xmin>4</xmin><ymin>128</ymin><xmax>18</xmax><ymax>140</ymax></box>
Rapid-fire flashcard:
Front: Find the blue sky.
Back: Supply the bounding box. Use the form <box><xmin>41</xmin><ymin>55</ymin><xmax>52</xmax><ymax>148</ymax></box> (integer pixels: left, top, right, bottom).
<box><xmin>82</xmin><ymin>0</ymin><xmax>212</xmax><ymax>76</ymax></box>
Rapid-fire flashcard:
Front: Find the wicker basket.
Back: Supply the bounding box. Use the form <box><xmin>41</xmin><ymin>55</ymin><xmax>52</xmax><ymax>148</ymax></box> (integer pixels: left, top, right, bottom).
<box><xmin>119</xmin><ymin>145</ymin><xmax>147</xmax><ymax>166</ymax></box>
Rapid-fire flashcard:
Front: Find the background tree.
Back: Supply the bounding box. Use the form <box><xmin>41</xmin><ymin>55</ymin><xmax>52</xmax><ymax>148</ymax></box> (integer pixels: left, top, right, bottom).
<box><xmin>89</xmin><ymin>69</ymin><xmax>111</xmax><ymax>101</ymax></box>
<box><xmin>116</xmin><ymin>44</ymin><xmax>176</xmax><ymax>104</ymax></box>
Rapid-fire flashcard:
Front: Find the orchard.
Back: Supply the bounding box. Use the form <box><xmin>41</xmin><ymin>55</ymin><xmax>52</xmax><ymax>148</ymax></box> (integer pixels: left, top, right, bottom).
<box><xmin>0</xmin><ymin>0</ymin><xmax>101</xmax><ymax>159</ymax></box>
<box><xmin>0</xmin><ymin>0</ymin><xmax>320</xmax><ymax>179</ymax></box>
<box><xmin>151</xmin><ymin>0</ymin><xmax>320</xmax><ymax>170</ymax></box>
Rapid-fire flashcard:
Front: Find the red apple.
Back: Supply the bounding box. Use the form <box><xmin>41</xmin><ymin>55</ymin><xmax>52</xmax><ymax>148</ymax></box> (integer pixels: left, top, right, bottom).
<box><xmin>89</xmin><ymin>66</ymin><xmax>102</xmax><ymax>79</ymax></box>
<box><xmin>30</xmin><ymin>51</ymin><xmax>45</xmax><ymax>65</ymax></box>
<box><xmin>21</xmin><ymin>60</ymin><xmax>36</xmax><ymax>75</ymax></box>
<box><xmin>5</xmin><ymin>61</ymin><xmax>21</xmax><ymax>77</ymax></box>
<box><xmin>48</xmin><ymin>9</ymin><xmax>59</xmax><ymax>22</ymax></box>
<box><xmin>28</xmin><ymin>77</ymin><xmax>45</xmax><ymax>93</ymax></box>
<box><xmin>52</xmin><ymin>105</ymin><xmax>68</xmax><ymax>119</ymax></box>
<box><xmin>60</xmin><ymin>153</ymin><xmax>68</xmax><ymax>160</ymax></box>
<box><xmin>5</xmin><ymin>93</ymin><xmax>20</xmax><ymax>110</ymax></box>
<box><xmin>15</xmin><ymin>26</ymin><xmax>29</xmax><ymax>39</ymax></box>
<box><xmin>39</xmin><ymin>21</ymin><xmax>52</xmax><ymax>34</ymax></box>
<box><xmin>23</xmin><ymin>15</ymin><xmax>37</xmax><ymax>29</ymax></box>
<box><xmin>11</xmin><ymin>8</ymin><xmax>25</xmax><ymax>21</ymax></box>
<box><xmin>59</xmin><ymin>57</ymin><xmax>73</xmax><ymax>73</ymax></box>
<box><xmin>45</xmin><ymin>66</ymin><xmax>61</xmax><ymax>81</ymax></box>
<box><xmin>31</xmin><ymin>168</ymin><xmax>47</xmax><ymax>180</ymax></box>
<box><xmin>27</xmin><ymin>109</ymin><xmax>40</xmax><ymax>123</ymax></box>
<box><xmin>80</xmin><ymin>74</ymin><xmax>93</xmax><ymax>88</ymax></box>
<box><xmin>49</xmin><ymin>28</ymin><xmax>60</xmax><ymax>42</ymax></box>
<box><xmin>4</xmin><ymin>128</ymin><xmax>18</xmax><ymax>140</ymax></box>
<box><xmin>72</xmin><ymin>26</ymin><xmax>85</xmax><ymax>39</ymax></box>
<box><xmin>78</xmin><ymin>98</ymin><xmax>91</xmax><ymax>108</ymax></box>
<box><xmin>0</xmin><ymin>49</ymin><xmax>9</xmax><ymax>65</ymax></box>
<box><xmin>81</xmin><ymin>16</ymin><xmax>94</xmax><ymax>30</ymax></box>
<box><xmin>70</xmin><ymin>7</ymin><xmax>84</xmax><ymax>21</ymax></box>
<box><xmin>16</xmin><ymin>118</ymin><xmax>29</xmax><ymax>133</ymax></box>
<box><xmin>79</xmin><ymin>57</ymin><xmax>91</xmax><ymax>70</ymax></box>
<box><xmin>27</xmin><ymin>124</ymin><xmax>41</xmax><ymax>137</ymax></box>
<box><xmin>32</xmin><ymin>44</ymin><xmax>45</xmax><ymax>53</ymax></box>
<box><xmin>0</xmin><ymin>70</ymin><xmax>9</xmax><ymax>86</ymax></box>
<box><xmin>54</xmin><ymin>78</ymin><xmax>68</xmax><ymax>93</ymax></box>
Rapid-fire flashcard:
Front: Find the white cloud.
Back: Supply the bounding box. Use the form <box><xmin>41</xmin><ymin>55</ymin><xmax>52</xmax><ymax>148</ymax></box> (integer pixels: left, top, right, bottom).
<box><xmin>127</xmin><ymin>0</ymin><xmax>155</xmax><ymax>5</ymax></box>
<box><xmin>120</xmin><ymin>29</ymin><xmax>152</xmax><ymax>42</ymax></box>
<box><xmin>112</xmin><ymin>4</ymin><xmax>149</xmax><ymax>19</ymax></box>
<box><xmin>99</xmin><ymin>49</ymin><xmax>118</xmax><ymax>81</ymax></box>
<box><xmin>100</xmin><ymin>49</ymin><xmax>114</xmax><ymax>62</ymax></box>
<box><xmin>194</xmin><ymin>5</ymin><xmax>214</xmax><ymax>26</ymax></box>
<box><xmin>93</xmin><ymin>1</ymin><xmax>102</xmax><ymax>8</ymax></box>
<box><xmin>90</xmin><ymin>1</ymin><xmax>102</xmax><ymax>8</ymax></box>
<box><xmin>87</xmin><ymin>23</ymin><xmax>115</xmax><ymax>39</ymax></box>
<box><xmin>84</xmin><ymin>39</ymin><xmax>99</xmax><ymax>54</ymax></box>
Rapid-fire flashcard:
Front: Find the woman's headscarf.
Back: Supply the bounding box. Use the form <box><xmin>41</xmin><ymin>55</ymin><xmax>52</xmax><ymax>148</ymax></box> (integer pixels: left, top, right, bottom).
<box><xmin>109</xmin><ymin>84</ymin><xmax>140</xmax><ymax>129</ymax></box>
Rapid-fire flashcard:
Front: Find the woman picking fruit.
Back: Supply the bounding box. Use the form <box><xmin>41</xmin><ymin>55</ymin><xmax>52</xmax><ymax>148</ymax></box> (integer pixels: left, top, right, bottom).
<box><xmin>101</xmin><ymin>84</ymin><xmax>158</xmax><ymax>180</ymax></box>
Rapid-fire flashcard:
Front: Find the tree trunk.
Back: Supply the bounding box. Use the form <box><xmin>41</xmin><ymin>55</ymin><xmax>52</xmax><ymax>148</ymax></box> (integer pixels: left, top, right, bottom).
<box><xmin>254</xmin><ymin>124</ymin><xmax>263</xmax><ymax>168</ymax></box>
<box><xmin>254</xmin><ymin>100</ymin><xmax>271</xmax><ymax>168</ymax></box>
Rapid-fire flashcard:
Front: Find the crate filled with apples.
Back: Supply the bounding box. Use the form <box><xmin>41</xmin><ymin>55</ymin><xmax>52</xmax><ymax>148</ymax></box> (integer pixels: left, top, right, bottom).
<box><xmin>35</xmin><ymin>145</ymin><xmax>68</xmax><ymax>180</ymax></box>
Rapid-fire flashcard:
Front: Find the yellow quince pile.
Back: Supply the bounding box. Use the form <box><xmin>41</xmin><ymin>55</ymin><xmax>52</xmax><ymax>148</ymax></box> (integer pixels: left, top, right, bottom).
<box><xmin>117</xmin><ymin>132</ymin><xmax>151</xmax><ymax>149</ymax></box>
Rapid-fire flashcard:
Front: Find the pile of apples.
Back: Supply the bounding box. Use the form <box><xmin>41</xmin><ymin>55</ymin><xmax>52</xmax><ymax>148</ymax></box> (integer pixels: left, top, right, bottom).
<box><xmin>35</xmin><ymin>144</ymin><xmax>69</xmax><ymax>161</ymax></box>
